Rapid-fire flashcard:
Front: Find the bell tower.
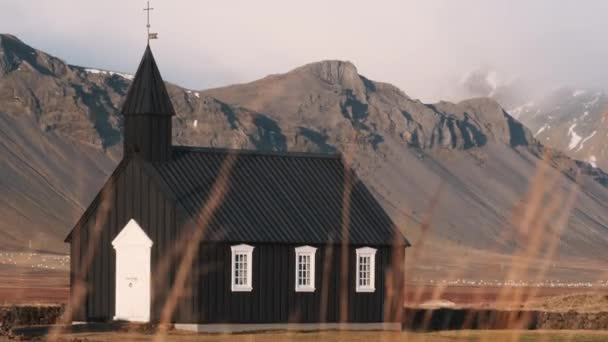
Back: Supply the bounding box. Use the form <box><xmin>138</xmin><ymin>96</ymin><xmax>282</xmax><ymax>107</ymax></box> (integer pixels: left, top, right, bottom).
<box><xmin>121</xmin><ymin>44</ymin><xmax>175</xmax><ymax>162</ymax></box>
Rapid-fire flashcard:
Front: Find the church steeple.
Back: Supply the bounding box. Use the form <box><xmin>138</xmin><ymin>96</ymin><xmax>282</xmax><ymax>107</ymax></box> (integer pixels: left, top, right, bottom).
<box><xmin>122</xmin><ymin>44</ymin><xmax>175</xmax><ymax>162</ymax></box>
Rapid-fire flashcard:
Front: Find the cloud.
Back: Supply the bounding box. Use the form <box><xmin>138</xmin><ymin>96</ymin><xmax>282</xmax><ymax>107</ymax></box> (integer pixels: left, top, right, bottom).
<box><xmin>2</xmin><ymin>0</ymin><xmax>608</xmax><ymax>102</ymax></box>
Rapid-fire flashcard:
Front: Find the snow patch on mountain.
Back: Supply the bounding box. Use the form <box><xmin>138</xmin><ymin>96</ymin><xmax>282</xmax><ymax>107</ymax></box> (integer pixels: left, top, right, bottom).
<box><xmin>573</xmin><ymin>90</ymin><xmax>586</xmax><ymax>97</ymax></box>
<box><xmin>486</xmin><ymin>71</ymin><xmax>499</xmax><ymax>96</ymax></box>
<box><xmin>509</xmin><ymin>101</ymin><xmax>535</xmax><ymax>119</ymax></box>
<box><xmin>535</xmin><ymin>124</ymin><xmax>549</xmax><ymax>136</ymax></box>
<box><xmin>186</xmin><ymin>90</ymin><xmax>201</xmax><ymax>99</ymax></box>
<box><xmin>584</xmin><ymin>95</ymin><xmax>601</xmax><ymax>108</ymax></box>
<box><xmin>185</xmin><ymin>90</ymin><xmax>201</xmax><ymax>98</ymax></box>
<box><xmin>568</xmin><ymin>124</ymin><xmax>582</xmax><ymax>150</ymax></box>
<box><xmin>575</xmin><ymin>131</ymin><xmax>596</xmax><ymax>152</ymax></box>
<box><xmin>85</xmin><ymin>68</ymin><xmax>134</xmax><ymax>80</ymax></box>
<box><xmin>84</xmin><ymin>68</ymin><xmax>102</xmax><ymax>75</ymax></box>
<box><xmin>589</xmin><ymin>155</ymin><xmax>598</xmax><ymax>168</ymax></box>
<box><xmin>114</xmin><ymin>72</ymin><xmax>134</xmax><ymax>80</ymax></box>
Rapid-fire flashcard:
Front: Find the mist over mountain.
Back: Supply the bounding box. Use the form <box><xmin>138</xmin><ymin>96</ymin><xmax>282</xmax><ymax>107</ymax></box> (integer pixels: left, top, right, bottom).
<box><xmin>1</xmin><ymin>34</ymin><xmax>608</xmax><ymax>282</ymax></box>
<box><xmin>458</xmin><ymin>67</ymin><xmax>608</xmax><ymax>171</ymax></box>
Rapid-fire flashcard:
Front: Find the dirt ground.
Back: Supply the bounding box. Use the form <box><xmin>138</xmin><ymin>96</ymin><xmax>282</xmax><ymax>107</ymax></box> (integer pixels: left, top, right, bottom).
<box><xmin>45</xmin><ymin>329</ymin><xmax>608</xmax><ymax>341</ymax></box>
<box><xmin>0</xmin><ymin>263</ymin><xmax>68</xmax><ymax>305</ymax></box>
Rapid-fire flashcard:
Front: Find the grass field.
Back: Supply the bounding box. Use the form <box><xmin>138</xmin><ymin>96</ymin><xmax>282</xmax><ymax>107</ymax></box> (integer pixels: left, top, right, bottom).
<box><xmin>0</xmin><ymin>263</ymin><xmax>68</xmax><ymax>305</ymax></box>
<box><xmin>49</xmin><ymin>330</ymin><xmax>608</xmax><ymax>341</ymax></box>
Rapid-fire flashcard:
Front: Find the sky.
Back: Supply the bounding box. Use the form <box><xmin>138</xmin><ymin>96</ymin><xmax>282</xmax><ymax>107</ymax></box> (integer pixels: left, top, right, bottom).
<box><xmin>2</xmin><ymin>0</ymin><xmax>608</xmax><ymax>102</ymax></box>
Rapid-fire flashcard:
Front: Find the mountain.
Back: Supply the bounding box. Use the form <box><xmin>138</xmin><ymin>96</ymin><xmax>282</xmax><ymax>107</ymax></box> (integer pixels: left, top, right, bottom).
<box><xmin>511</xmin><ymin>88</ymin><xmax>608</xmax><ymax>170</ymax></box>
<box><xmin>2</xmin><ymin>34</ymin><xmax>608</xmax><ymax>282</ymax></box>
<box><xmin>459</xmin><ymin>68</ymin><xmax>608</xmax><ymax>171</ymax></box>
<box><xmin>0</xmin><ymin>34</ymin><xmax>300</xmax><ymax>252</ymax></box>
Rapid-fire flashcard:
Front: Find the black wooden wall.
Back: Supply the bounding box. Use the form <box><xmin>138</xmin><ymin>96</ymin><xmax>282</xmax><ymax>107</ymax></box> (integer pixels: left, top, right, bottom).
<box><xmin>69</xmin><ymin>158</ymin><xmax>181</xmax><ymax>322</ymax></box>
<box><xmin>123</xmin><ymin>115</ymin><xmax>172</xmax><ymax>162</ymax></box>
<box><xmin>69</xmin><ymin>159</ymin><xmax>405</xmax><ymax>324</ymax></box>
<box><xmin>184</xmin><ymin>243</ymin><xmax>405</xmax><ymax>324</ymax></box>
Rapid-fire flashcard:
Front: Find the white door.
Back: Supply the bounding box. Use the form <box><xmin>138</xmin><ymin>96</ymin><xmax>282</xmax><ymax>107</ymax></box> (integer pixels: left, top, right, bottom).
<box><xmin>112</xmin><ymin>219</ymin><xmax>153</xmax><ymax>322</ymax></box>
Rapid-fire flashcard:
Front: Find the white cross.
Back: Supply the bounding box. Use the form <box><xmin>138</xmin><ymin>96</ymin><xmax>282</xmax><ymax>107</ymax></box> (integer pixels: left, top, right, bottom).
<box><xmin>143</xmin><ymin>1</ymin><xmax>157</xmax><ymax>42</ymax></box>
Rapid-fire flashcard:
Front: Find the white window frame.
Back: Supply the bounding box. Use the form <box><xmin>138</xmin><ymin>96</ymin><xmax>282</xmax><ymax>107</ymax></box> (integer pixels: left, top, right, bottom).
<box><xmin>230</xmin><ymin>244</ymin><xmax>254</xmax><ymax>292</ymax></box>
<box><xmin>294</xmin><ymin>245</ymin><xmax>317</xmax><ymax>292</ymax></box>
<box><xmin>356</xmin><ymin>247</ymin><xmax>376</xmax><ymax>293</ymax></box>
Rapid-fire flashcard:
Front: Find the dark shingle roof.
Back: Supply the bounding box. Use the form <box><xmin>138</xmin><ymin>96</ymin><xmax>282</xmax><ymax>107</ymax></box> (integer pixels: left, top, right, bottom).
<box><xmin>121</xmin><ymin>45</ymin><xmax>175</xmax><ymax>116</ymax></box>
<box><xmin>151</xmin><ymin>147</ymin><xmax>409</xmax><ymax>246</ymax></box>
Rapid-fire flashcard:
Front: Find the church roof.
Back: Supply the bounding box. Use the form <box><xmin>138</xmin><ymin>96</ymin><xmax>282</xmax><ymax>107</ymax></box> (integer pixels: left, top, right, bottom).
<box><xmin>121</xmin><ymin>45</ymin><xmax>175</xmax><ymax>116</ymax></box>
<box><xmin>149</xmin><ymin>147</ymin><xmax>409</xmax><ymax>246</ymax></box>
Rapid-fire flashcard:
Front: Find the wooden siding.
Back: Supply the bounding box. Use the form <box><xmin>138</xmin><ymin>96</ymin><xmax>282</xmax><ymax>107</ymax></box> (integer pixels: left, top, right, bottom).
<box><xmin>69</xmin><ymin>158</ymin><xmax>405</xmax><ymax>323</ymax></box>
<box><xmin>124</xmin><ymin>115</ymin><xmax>172</xmax><ymax>162</ymax></box>
<box><xmin>69</xmin><ymin>159</ymin><xmax>182</xmax><ymax>322</ymax></box>
<box><xmin>187</xmin><ymin>243</ymin><xmax>405</xmax><ymax>324</ymax></box>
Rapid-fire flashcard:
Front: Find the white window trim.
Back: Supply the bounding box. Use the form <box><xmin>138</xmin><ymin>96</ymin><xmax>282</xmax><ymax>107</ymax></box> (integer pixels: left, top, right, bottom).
<box><xmin>295</xmin><ymin>245</ymin><xmax>317</xmax><ymax>292</ymax></box>
<box><xmin>230</xmin><ymin>244</ymin><xmax>254</xmax><ymax>292</ymax></box>
<box><xmin>356</xmin><ymin>247</ymin><xmax>376</xmax><ymax>293</ymax></box>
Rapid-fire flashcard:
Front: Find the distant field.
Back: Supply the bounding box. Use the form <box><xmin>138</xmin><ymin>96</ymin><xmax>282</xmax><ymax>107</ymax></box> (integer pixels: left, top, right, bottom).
<box><xmin>0</xmin><ymin>251</ymin><xmax>607</xmax><ymax>315</ymax></box>
<box><xmin>1</xmin><ymin>260</ymin><xmax>607</xmax><ymax>313</ymax></box>
<box><xmin>0</xmin><ymin>253</ymin><xmax>68</xmax><ymax>305</ymax></box>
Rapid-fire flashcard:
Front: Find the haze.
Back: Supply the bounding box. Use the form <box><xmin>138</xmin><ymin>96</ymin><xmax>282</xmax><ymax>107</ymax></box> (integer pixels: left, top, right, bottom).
<box><xmin>2</xmin><ymin>0</ymin><xmax>607</xmax><ymax>102</ymax></box>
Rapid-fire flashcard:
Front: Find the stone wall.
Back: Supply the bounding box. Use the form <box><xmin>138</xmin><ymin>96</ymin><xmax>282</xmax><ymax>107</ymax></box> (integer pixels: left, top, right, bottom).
<box><xmin>536</xmin><ymin>311</ymin><xmax>608</xmax><ymax>330</ymax></box>
<box><xmin>403</xmin><ymin>308</ymin><xmax>608</xmax><ymax>331</ymax></box>
<box><xmin>0</xmin><ymin>305</ymin><xmax>64</xmax><ymax>335</ymax></box>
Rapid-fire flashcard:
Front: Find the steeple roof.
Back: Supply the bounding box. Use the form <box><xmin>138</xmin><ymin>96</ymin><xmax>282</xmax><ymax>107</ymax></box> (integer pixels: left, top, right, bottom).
<box><xmin>121</xmin><ymin>44</ymin><xmax>175</xmax><ymax>116</ymax></box>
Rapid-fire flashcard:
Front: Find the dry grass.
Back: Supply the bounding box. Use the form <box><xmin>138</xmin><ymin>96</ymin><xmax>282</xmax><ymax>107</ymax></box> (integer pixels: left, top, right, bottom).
<box><xmin>51</xmin><ymin>330</ymin><xmax>608</xmax><ymax>342</ymax></box>
<box><xmin>522</xmin><ymin>293</ymin><xmax>608</xmax><ymax>313</ymax></box>
<box><xmin>0</xmin><ymin>263</ymin><xmax>67</xmax><ymax>305</ymax></box>
<box><xmin>397</xmin><ymin>149</ymin><xmax>608</xmax><ymax>331</ymax></box>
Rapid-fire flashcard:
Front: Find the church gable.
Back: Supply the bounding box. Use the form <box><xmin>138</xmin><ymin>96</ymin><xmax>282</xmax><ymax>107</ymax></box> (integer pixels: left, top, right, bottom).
<box><xmin>65</xmin><ymin>157</ymin><xmax>185</xmax><ymax>245</ymax></box>
<box><xmin>67</xmin><ymin>157</ymin><xmax>186</xmax><ymax>321</ymax></box>
<box><xmin>64</xmin><ymin>158</ymin><xmax>130</xmax><ymax>243</ymax></box>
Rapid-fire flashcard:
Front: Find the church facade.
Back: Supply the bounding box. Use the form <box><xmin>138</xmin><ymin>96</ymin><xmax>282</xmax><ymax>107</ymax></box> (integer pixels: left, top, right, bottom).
<box><xmin>65</xmin><ymin>45</ymin><xmax>410</xmax><ymax>332</ymax></box>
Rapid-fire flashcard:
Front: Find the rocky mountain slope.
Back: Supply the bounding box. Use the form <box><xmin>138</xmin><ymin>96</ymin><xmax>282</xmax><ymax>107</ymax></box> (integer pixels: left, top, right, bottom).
<box><xmin>511</xmin><ymin>88</ymin><xmax>608</xmax><ymax>170</ymax></box>
<box><xmin>1</xmin><ymin>35</ymin><xmax>608</xmax><ymax>283</ymax></box>
<box><xmin>459</xmin><ymin>68</ymin><xmax>608</xmax><ymax>171</ymax></box>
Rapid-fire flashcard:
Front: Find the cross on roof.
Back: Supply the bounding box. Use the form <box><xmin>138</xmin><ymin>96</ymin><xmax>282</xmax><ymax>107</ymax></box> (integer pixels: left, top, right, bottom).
<box><xmin>144</xmin><ymin>1</ymin><xmax>158</xmax><ymax>43</ymax></box>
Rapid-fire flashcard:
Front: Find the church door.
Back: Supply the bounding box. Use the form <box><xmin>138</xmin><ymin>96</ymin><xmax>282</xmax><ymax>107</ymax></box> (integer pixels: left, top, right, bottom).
<box><xmin>111</xmin><ymin>219</ymin><xmax>153</xmax><ymax>322</ymax></box>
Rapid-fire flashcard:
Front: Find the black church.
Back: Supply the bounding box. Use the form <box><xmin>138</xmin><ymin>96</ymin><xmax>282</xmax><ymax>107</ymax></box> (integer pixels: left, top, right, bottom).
<box><xmin>65</xmin><ymin>44</ymin><xmax>410</xmax><ymax>332</ymax></box>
